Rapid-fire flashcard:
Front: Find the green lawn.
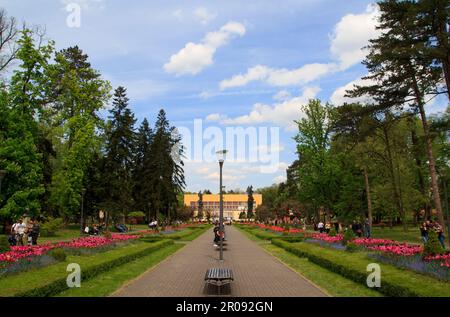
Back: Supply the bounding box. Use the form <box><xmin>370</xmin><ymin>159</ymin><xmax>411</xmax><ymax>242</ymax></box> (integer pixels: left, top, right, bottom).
<box><xmin>56</xmin><ymin>243</ymin><xmax>184</xmax><ymax>297</ymax></box>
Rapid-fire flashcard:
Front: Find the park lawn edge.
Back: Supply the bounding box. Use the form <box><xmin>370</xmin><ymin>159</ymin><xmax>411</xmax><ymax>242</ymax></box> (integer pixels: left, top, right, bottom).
<box><xmin>0</xmin><ymin>239</ymin><xmax>173</xmax><ymax>297</ymax></box>
<box><xmin>271</xmin><ymin>239</ymin><xmax>450</xmax><ymax>297</ymax></box>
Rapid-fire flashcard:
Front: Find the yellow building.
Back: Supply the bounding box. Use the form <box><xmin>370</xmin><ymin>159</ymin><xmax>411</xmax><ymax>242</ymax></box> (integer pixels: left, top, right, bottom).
<box><xmin>184</xmin><ymin>194</ymin><xmax>263</xmax><ymax>221</ymax></box>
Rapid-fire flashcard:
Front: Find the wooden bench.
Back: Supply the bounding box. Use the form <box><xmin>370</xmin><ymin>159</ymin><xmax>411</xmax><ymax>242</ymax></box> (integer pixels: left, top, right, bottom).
<box><xmin>204</xmin><ymin>268</ymin><xmax>234</xmax><ymax>295</ymax></box>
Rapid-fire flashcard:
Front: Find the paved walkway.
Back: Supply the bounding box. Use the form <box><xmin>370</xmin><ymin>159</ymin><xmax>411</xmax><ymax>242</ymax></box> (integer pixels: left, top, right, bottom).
<box><xmin>112</xmin><ymin>226</ymin><xmax>327</xmax><ymax>297</ymax></box>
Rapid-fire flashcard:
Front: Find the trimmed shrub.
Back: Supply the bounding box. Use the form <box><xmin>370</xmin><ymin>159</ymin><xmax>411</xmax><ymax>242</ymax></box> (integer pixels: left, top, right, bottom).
<box><xmin>345</xmin><ymin>242</ymin><xmax>359</xmax><ymax>253</ymax></box>
<box><xmin>342</xmin><ymin>229</ymin><xmax>355</xmax><ymax>246</ymax></box>
<box><xmin>423</xmin><ymin>230</ymin><xmax>444</xmax><ymax>257</ymax></box>
<box><xmin>40</xmin><ymin>218</ymin><xmax>63</xmax><ymax>237</ymax></box>
<box><xmin>0</xmin><ymin>235</ymin><xmax>10</xmax><ymax>253</ymax></box>
<box><xmin>48</xmin><ymin>248</ymin><xmax>67</xmax><ymax>262</ymax></box>
<box><xmin>328</xmin><ymin>228</ymin><xmax>337</xmax><ymax>237</ymax></box>
<box><xmin>103</xmin><ymin>231</ymin><xmax>112</xmax><ymax>240</ymax></box>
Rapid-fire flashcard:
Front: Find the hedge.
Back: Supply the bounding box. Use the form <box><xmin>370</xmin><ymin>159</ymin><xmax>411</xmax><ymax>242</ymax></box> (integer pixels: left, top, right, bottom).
<box><xmin>271</xmin><ymin>239</ymin><xmax>450</xmax><ymax>297</ymax></box>
<box><xmin>140</xmin><ymin>225</ymin><xmax>212</xmax><ymax>242</ymax></box>
<box><xmin>237</xmin><ymin>225</ymin><xmax>302</xmax><ymax>242</ymax></box>
<box><xmin>0</xmin><ymin>239</ymin><xmax>173</xmax><ymax>297</ymax></box>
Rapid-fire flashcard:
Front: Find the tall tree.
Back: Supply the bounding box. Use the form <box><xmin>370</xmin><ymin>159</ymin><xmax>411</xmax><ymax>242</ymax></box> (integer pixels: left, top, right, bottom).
<box><xmin>47</xmin><ymin>46</ymin><xmax>110</xmax><ymax>219</ymax></box>
<box><xmin>0</xmin><ymin>8</ymin><xmax>18</xmax><ymax>73</ymax></box>
<box><xmin>133</xmin><ymin>118</ymin><xmax>154</xmax><ymax>220</ymax></box>
<box><xmin>347</xmin><ymin>0</ymin><xmax>446</xmax><ymax>226</ymax></box>
<box><xmin>102</xmin><ymin>87</ymin><xmax>136</xmax><ymax>221</ymax></box>
<box><xmin>246</xmin><ymin>185</ymin><xmax>255</xmax><ymax>219</ymax></box>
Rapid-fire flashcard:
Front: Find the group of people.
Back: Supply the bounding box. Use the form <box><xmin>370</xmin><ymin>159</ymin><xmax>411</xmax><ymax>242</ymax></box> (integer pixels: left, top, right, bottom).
<box><xmin>420</xmin><ymin>219</ymin><xmax>446</xmax><ymax>248</ymax></box>
<box><xmin>84</xmin><ymin>223</ymin><xmax>105</xmax><ymax>235</ymax></box>
<box><xmin>9</xmin><ymin>218</ymin><xmax>40</xmax><ymax>246</ymax></box>
<box><xmin>316</xmin><ymin>218</ymin><xmax>372</xmax><ymax>238</ymax></box>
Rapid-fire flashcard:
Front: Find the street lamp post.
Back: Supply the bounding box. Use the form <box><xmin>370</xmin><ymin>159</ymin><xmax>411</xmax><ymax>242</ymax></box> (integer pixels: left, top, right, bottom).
<box><xmin>216</xmin><ymin>150</ymin><xmax>227</xmax><ymax>262</ymax></box>
<box><xmin>80</xmin><ymin>188</ymin><xmax>86</xmax><ymax>234</ymax></box>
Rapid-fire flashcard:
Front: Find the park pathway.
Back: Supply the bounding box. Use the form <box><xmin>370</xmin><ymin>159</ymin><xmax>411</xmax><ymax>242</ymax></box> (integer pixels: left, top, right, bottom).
<box><xmin>112</xmin><ymin>225</ymin><xmax>328</xmax><ymax>297</ymax></box>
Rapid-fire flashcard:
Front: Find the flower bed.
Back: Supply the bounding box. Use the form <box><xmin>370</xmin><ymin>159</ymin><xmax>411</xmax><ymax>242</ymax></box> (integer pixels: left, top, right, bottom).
<box><xmin>0</xmin><ymin>234</ymin><xmax>139</xmax><ymax>276</ymax></box>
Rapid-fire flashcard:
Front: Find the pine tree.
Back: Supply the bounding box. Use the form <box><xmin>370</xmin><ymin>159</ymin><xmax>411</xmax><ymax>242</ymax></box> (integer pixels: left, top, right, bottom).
<box><xmin>247</xmin><ymin>185</ymin><xmax>255</xmax><ymax>219</ymax></box>
<box><xmin>102</xmin><ymin>87</ymin><xmax>136</xmax><ymax>221</ymax></box>
<box><xmin>347</xmin><ymin>0</ymin><xmax>446</xmax><ymax>227</ymax></box>
<box><xmin>148</xmin><ymin>109</ymin><xmax>185</xmax><ymax>221</ymax></box>
<box><xmin>133</xmin><ymin>118</ymin><xmax>154</xmax><ymax>220</ymax></box>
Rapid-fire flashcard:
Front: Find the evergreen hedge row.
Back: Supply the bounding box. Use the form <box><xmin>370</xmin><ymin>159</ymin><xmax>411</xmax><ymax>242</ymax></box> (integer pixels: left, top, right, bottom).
<box><xmin>271</xmin><ymin>239</ymin><xmax>450</xmax><ymax>297</ymax></box>
<box><xmin>15</xmin><ymin>239</ymin><xmax>174</xmax><ymax>297</ymax></box>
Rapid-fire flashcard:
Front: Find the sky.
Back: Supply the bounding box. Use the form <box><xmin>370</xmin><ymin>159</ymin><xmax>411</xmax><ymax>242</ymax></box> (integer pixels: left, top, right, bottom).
<box><xmin>1</xmin><ymin>0</ymin><xmax>448</xmax><ymax>193</ymax></box>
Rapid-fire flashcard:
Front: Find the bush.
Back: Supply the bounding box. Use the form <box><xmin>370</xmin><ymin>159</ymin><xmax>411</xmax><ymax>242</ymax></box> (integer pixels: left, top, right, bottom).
<box><xmin>345</xmin><ymin>242</ymin><xmax>359</xmax><ymax>253</ymax></box>
<box><xmin>40</xmin><ymin>218</ymin><xmax>64</xmax><ymax>237</ymax></box>
<box><xmin>48</xmin><ymin>248</ymin><xmax>67</xmax><ymax>262</ymax></box>
<box><xmin>103</xmin><ymin>231</ymin><xmax>112</xmax><ymax>240</ymax></box>
<box><xmin>423</xmin><ymin>230</ymin><xmax>444</xmax><ymax>257</ymax></box>
<box><xmin>328</xmin><ymin>228</ymin><xmax>337</xmax><ymax>237</ymax></box>
<box><xmin>128</xmin><ymin>211</ymin><xmax>145</xmax><ymax>218</ymax></box>
<box><xmin>342</xmin><ymin>228</ymin><xmax>355</xmax><ymax>246</ymax></box>
<box><xmin>0</xmin><ymin>235</ymin><xmax>10</xmax><ymax>253</ymax></box>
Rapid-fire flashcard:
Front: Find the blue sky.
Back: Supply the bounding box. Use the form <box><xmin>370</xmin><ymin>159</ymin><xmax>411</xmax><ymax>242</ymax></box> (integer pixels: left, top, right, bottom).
<box><xmin>2</xmin><ymin>0</ymin><xmax>448</xmax><ymax>193</ymax></box>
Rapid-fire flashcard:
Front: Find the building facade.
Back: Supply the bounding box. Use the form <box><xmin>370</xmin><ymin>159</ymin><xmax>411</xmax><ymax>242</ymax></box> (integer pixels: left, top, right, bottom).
<box><xmin>184</xmin><ymin>194</ymin><xmax>263</xmax><ymax>221</ymax></box>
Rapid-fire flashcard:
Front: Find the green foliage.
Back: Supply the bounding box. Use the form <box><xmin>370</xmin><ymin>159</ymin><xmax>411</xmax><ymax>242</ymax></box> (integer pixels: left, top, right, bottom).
<box><xmin>0</xmin><ymin>235</ymin><xmax>10</xmax><ymax>253</ymax></box>
<box><xmin>40</xmin><ymin>218</ymin><xmax>63</xmax><ymax>237</ymax></box>
<box><xmin>345</xmin><ymin>242</ymin><xmax>360</xmax><ymax>253</ymax></box>
<box><xmin>328</xmin><ymin>228</ymin><xmax>337</xmax><ymax>237</ymax></box>
<box><xmin>128</xmin><ymin>211</ymin><xmax>145</xmax><ymax>218</ymax></box>
<box><xmin>423</xmin><ymin>230</ymin><xmax>445</xmax><ymax>257</ymax></box>
<box><xmin>48</xmin><ymin>248</ymin><xmax>67</xmax><ymax>262</ymax></box>
<box><xmin>342</xmin><ymin>229</ymin><xmax>355</xmax><ymax>246</ymax></box>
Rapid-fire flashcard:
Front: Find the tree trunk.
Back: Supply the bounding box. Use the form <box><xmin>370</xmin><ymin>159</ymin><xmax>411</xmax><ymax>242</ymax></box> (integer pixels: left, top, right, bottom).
<box><xmin>382</xmin><ymin>123</ymin><xmax>405</xmax><ymax>227</ymax></box>
<box><xmin>409</xmin><ymin>119</ymin><xmax>430</xmax><ymax>222</ymax></box>
<box><xmin>363</xmin><ymin>166</ymin><xmax>373</xmax><ymax>228</ymax></box>
<box><xmin>411</xmin><ymin>76</ymin><xmax>445</xmax><ymax>227</ymax></box>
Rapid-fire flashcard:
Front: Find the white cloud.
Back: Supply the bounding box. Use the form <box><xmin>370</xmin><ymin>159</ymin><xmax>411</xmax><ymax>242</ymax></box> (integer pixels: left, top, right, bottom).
<box><xmin>273</xmin><ymin>90</ymin><xmax>291</xmax><ymax>101</ymax></box>
<box><xmin>220</xmin><ymin>63</ymin><xmax>335</xmax><ymax>90</ymax></box>
<box><xmin>273</xmin><ymin>174</ymin><xmax>287</xmax><ymax>184</ymax></box>
<box><xmin>330</xmin><ymin>76</ymin><xmax>375</xmax><ymax>106</ymax></box>
<box><xmin>207</xmin><ymin>86</ymin><xmax>320</xmax><ymax>131</ymax></box>
<box><xmin>194</xmin><ymin>7</ymin><xmax>217</xmax><ymax>25</ymax></box>
<box><xmin>164</xmin><ymin>21</ymin><xmax>246</xmax><ymax>76</ymax></box>
<box><xmin>330</xmin><ymin>4</ymin><xmax>380</xmax><ymax>70</ymax></box>
<box><xmin>219</xmin><ymin>4</ymin><xmax>380</xmax><ymax>90</ymax></box>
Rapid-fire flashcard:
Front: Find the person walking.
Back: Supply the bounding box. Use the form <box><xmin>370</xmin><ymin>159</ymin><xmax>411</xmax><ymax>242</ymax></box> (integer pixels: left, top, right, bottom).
<box><xmin>419</xmin><ymin>222</ymin><xmax>428</xmax><ymax>243</ymax></box>
<box><xmin>31</xmin><ymin>219</ymin><xmax>40</xmax><ymax>245</ymax></box>
<box><xmin>317</xmin><ymin>221</ymin><xmax>324</xmax><ymax>233</ymax></box>
<box><xmin>433</xmin><ymin>221</ymin><xmax>446</xmax><ymax>249</ymax></box>
<box><xmin>364</xmin><ymin>218</ymin><xmax>371</xmax><ymax>239</ymax></box>
<box><xmin>15</xmin><ymin>218</ymin><xmax>26</xmax><ymax>246</ymax></box>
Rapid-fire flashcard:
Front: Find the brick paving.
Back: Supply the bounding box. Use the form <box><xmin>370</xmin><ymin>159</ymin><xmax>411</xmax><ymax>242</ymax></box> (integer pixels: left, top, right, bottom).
<box><xmin>112</xmin><ymin>225</ymin><xmax>328</xmax><ymax>297</ymax></box>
